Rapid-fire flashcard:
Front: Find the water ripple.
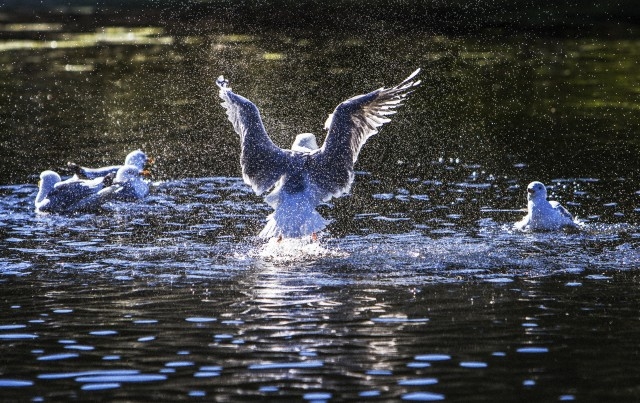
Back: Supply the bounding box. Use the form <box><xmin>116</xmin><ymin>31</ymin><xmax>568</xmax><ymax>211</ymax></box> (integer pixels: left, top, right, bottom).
<box><xmin>75</xmin><ymin>374</ymin><xmax>168</xmax><ymax>383</ymax></box>
<box><xmin>248</xmin><ymin>360</ymin><xmax>324</xmax><ymax>370</ymax></box>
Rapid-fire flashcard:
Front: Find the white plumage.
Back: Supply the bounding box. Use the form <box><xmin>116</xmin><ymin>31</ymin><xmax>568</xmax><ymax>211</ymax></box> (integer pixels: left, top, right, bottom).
<box><xmin>216</xmin><ymin>69</ymin><xmax>421</xmax><ymax>239</ymax></box>
<box><xmin>515</xmin><ymin>181</ymin><xmax>579</xmax><ymax>231</ymax></box>
<box><xmin>109</xmin><ymin>164</ymin><xmax>150</xmax><ymax>201</ymax></box>
<box><xmin>34</xmin><ymin>170</ymin><xmax>116</xmax><ymax>214</ymax></box>
<box><xmin>35</xmin><ymin>163</ymin><xmax>149</xmax><ymax>214</ymax></box>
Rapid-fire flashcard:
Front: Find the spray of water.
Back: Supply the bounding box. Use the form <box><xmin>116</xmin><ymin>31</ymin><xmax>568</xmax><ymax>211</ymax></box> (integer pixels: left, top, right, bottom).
<box><xmin>255</xmin><ymin>236</ymin><xmax>347</xmax><ymax>262</ymax></box>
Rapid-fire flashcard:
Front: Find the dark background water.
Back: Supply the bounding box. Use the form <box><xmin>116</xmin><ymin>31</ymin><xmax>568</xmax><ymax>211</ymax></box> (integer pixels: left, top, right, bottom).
<box><xmin>1</xmin><ymin>2</ymin><xmax>640</xmax><ymax>402</ymax></box>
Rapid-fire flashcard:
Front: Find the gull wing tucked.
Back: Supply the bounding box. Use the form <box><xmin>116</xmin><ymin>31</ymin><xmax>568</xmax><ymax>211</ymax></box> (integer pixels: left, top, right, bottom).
<box><xmin>309</xmin><ymin>68</ymin><xmax>421</xmax><ymax>200</ymax></box>
<box><xmin>549</xmin><ymin>201</ymin><xmax>575</xmax><ymax>221</ymax></box>
<box><xmin>216</xmin><ymin>76</ymin><xmax>290</xmax><ymax>195</ymax></box>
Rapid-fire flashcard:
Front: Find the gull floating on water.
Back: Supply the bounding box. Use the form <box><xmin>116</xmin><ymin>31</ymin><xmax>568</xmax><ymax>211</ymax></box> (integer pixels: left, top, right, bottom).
<box><xmin>67</xmin><ymin>149</ymin><xmax>149</xmax><ymax>179</ymax></box>
<box><xmin>35</xmin><ymin>170</ymin><xmax>116</xmax><ymax>214</ymax></box>
<box><xmin>515</xmin><ymin>181</ymin><xmax>580</xmax><ymax>231</ymax></box>
<box><xmin>35</xmin><ymin>164</ymin><xmax>149</xmax><ymax>214</ymax></box>
<box><xmin>216</xmin><ymin>69</ymin><xmax>421</xmax><ymax>239</ymax></box>
<box><xmin>108</xmin><ymin>164</ymin><xmax>150</xmax><ymax>201</ymax></box>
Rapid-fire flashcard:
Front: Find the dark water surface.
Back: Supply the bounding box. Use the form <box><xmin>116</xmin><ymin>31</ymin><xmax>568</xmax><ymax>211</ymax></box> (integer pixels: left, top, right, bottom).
<box><xmin>1</xmin><ymin>10</ymin><xmax>640</xmax><ymax>402</ymax></box>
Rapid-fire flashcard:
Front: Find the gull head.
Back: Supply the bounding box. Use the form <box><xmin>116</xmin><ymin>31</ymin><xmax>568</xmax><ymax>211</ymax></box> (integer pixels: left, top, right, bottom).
<box><xmin>114</xmin><ymin>165</ymin><xmax>142</xmax><ymax>184</ymax></box>
<box><xmin>39</xmin><ymin>170</ymin><xmax>61</xmax><ymax>192</ymax></box>
<box><xmin>527</xmin><ymin>181</ymin><xmax>548</xmax><ymax>202</ymax></box>
<box><xmin>124</xmin><ymin>150</ymin><xmax>147</xmax><ymax>171</ymax></box>
<box><xmin>36</xmin><ymin>170</ymin><xmax>62</xmax><ymax>207</ymax></box>
<box><xmin>291</xmin><ymin>133</ymin><xmax>319</xmax><ymax>153</ymax></box>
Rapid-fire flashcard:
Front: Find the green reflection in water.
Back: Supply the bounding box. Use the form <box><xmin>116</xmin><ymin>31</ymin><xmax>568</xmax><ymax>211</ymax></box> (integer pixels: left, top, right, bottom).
<box><xmin>0</xmin><ymin>20</ymin><xmax>639</xmax><ymax>184</ymax></box>
<box><xmin>0</xmin><ymin>23</ymin><xmax>64</xmax><ymax>32</ymax></box>
<box><xmin>0</xmin><ymin>26</ymin><xmax>171</xmax><ymax>52</ymax></box>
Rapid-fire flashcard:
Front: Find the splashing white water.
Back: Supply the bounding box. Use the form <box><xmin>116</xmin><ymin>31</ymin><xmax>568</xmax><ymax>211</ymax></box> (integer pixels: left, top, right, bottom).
<box><xmin>255</xmin><ymin>237</ymin><xmax>347</xmax><ymax>262</ymax></box>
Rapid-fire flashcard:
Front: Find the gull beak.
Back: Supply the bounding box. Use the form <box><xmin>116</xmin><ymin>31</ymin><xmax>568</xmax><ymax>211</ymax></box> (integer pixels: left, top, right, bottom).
<box><xmin>142</xmin><ymin>157</ymin><xmax>155</xmax><ymax>178</ymax></box>
<box><xmin>527</xmin><ymin>188</ymin><xmax>535</xmax><ymax>195</ymax></box>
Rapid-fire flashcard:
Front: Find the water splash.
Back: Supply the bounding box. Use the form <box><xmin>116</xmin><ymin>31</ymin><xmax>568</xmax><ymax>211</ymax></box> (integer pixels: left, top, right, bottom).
<box><xmin>255</xmin><ymin>237</ymin><xmax>348</xmax><ymax>262</ymax></box>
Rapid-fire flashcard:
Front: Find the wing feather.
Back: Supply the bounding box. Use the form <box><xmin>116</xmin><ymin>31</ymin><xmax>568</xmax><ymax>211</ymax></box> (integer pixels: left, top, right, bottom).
<box><xmin>550</xmin><ymin>201</ymin><xmax>574</xmax><ymax>221</ymax></box>
<box><xmin>216</xmin><ymin>76</ymin><xmax>289</xmax><ymax>195</ymax></box>
<box><xmin>310</xmin><ymin>69</ymin><xmax>421</xmax><ymax>199</ymax></box>
<box><xmin>46</xmin><ymin>178</ymin><xmax>106</xmax><ymax>212</ymax></box>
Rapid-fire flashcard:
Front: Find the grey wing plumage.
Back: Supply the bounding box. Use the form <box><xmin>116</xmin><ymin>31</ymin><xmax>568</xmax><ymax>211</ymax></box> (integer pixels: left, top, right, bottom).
<box><xmin>550</xmin><ymin>201</ymin><xmax>574</xmax><ymax>221</ymax></box>
<box><xmin>67</xmin><ymin>162</ymin><xmax>120</xmax><ymax>179</ymax></box>
<box><xmin>46</xmin><ymin>179</ymin><xmax>105</xmax><ymax>212</ymax></box>
<box><xmin>216</xmin><ymin>76</ymin><xmax>290</xmax><ymax>195</ymax></box>
<box><xmin>310</xmin><ymin>69</ymin><xmax>421</xmax><ymax>200</ymax></box>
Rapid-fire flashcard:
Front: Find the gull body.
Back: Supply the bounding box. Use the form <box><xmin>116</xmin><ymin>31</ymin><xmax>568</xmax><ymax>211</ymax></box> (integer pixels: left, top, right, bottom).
<box><xmin>260</xmin><ymin>134</ymin><xmax>327</xmax><ymax>238</ymax></box>
<box><xmin>108</xmin><ymin>164</ymin><xmax>150</xmax><ymax>201</ymax></box>
<box><xmin>216</xmin><ymin>69</ymin><xmax>421</xmax><ymax>239</ymax></box>
<box><xmin>35</xmin><ymin>170</ymin><xmax>115</xmax><ymax>214</ymax></box>
<box><xmin>515</xmin><ymin>181</ymin><xmax>579</xmax><ymax>231</ymax></box>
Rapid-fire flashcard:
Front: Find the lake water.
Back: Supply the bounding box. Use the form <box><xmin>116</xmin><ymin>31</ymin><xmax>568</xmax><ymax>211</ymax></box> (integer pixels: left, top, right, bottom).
<box><xmin>1</xmin><ymin>8</ymin><xmax>640</xmax><ymax>402</ymax></box>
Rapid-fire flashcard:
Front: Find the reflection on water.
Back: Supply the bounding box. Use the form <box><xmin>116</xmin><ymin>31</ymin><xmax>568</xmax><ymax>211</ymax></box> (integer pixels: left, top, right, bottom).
<box><xmin>0</xmin><ymin>9</ymin><xmax>639</xmax><ymax>403</ymax></box>
<box><xmin>2</xmin><ymin>16</ymin><xmax>640</xmax><ymax>184</ymax></box>
<box><xmin>1</xmin><ymin>172</ymin><xmax>639</xmax><ymax>400</ymax></box>
<box><xmin>0</xmin><ymin>26</ymin><xmax>171</xmax><ymax>52</ymax></box>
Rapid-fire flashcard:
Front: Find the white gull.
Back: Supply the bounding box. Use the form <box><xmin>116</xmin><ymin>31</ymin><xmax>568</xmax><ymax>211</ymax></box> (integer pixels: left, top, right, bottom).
<box><xmin>35</xmin><ymin>170</ymin><xmax>116</xmax><ymax>214</ymax></box>
<box><xmin>515</xmin><ymin>181</ymin><xmax>580</xmax><ymax>231</ymax></box>
<box><xmin>216</xmin><ymin>69</ymin><xmax>421</xmax><ymax>239</ymax></box>
<box><xmin>108</xmin><ymin>164</ymin><xmax>150</xmax><ymax>201</ymax></box>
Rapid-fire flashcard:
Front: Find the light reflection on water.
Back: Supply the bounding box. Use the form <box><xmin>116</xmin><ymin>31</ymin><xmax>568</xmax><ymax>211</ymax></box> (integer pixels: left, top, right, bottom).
<box><xmin>0</xmin><ymin>12</ymin><xmax>640</xmax><ymax>402</ymax></box>
<box><xmin>0</xmin><ymin>172</ymin><xmax>639</xmax><ymax>400</ymax></box>
<box><xmin>0</xmin><ymin>26</ymin><xmax>171</xmax><ymax>52</ymax></box>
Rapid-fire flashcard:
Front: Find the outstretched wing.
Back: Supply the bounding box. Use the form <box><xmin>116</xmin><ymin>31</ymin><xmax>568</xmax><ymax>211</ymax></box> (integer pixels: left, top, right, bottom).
<box><xmin>216</xmin><ymin>76</ymin><xmax>290</xmax><ymax>195</ymax></box>
<box><xmin>309</xmin><ymin>69</ymin><xmax>421</xmax><ymax>200</ymax></box>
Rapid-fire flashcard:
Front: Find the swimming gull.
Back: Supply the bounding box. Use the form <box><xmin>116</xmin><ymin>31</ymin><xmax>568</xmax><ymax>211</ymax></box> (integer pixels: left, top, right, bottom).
<box><xmin>67</xmin><ymin>149</ymin><xmax>149</xmax><ymax>179</ymax></box>
<box><xmin>216</xmin><ymin>69</ymin><xmax>421</xmax><ymax>239</ymax></box>
<box><xmin>107</xmin><ymin>164</ymin><xmax>150</xmax><ymax>201</ymax></box>
<box><xmin>515</xmin><ymin>181</ymin><xmax>580</xmax><ymax>231</ymax></box>
<box><xmin>35</xmin><ymin>170</ymin><xmax>117</xmax><ymax>214</ymax></box>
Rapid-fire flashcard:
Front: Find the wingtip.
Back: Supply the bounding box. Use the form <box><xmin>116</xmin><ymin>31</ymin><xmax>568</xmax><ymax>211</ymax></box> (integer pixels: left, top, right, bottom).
<box><xmin>405</xmin><ymin>68</ymin><xmax>421</xmax><ymax>84</ymax></box>
<box><xmin>216</xmin><ymin>75</ymin><xmax>229</xmax><ymax>89</ymax></box>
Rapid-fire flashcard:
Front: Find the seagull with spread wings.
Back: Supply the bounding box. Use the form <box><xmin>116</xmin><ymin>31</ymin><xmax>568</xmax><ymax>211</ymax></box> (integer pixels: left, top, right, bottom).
<box><xmin>216</xmin><ymin>69</ymin><xmax>421</xmax><ymax>240</ymax></box>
